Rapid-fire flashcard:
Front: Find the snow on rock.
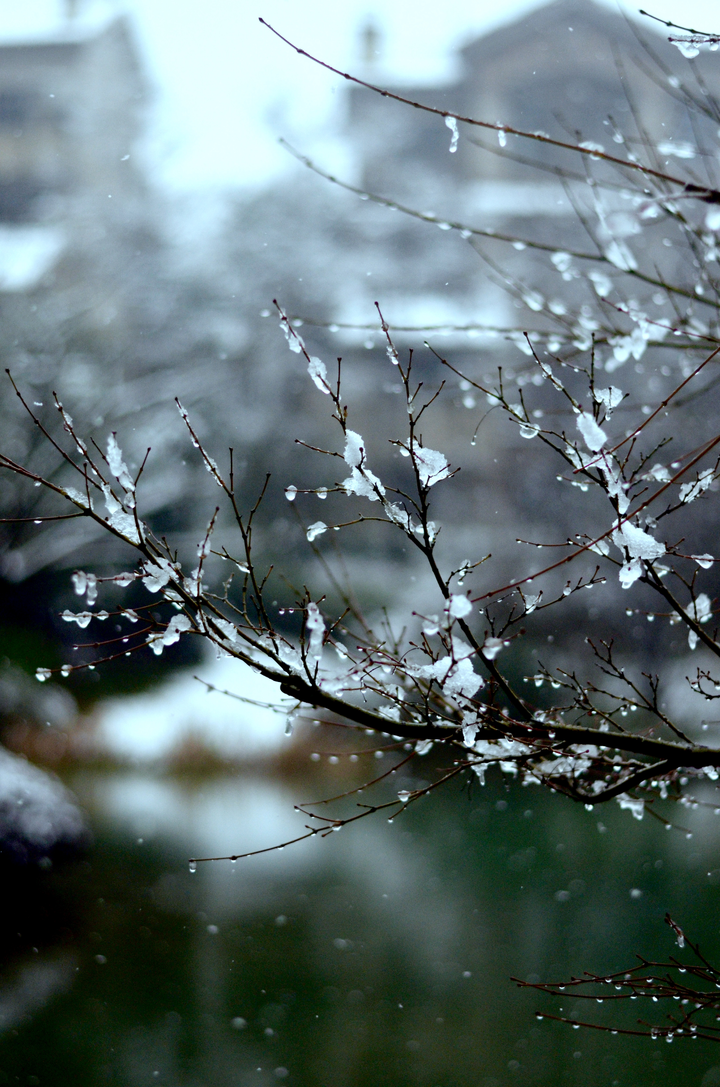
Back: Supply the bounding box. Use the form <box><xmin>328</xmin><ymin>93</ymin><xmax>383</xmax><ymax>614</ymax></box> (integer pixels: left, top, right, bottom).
<box><xmin>0</xmin><ymin>748</ymin><xmax>88</xmax><ymax>864</ymax></box>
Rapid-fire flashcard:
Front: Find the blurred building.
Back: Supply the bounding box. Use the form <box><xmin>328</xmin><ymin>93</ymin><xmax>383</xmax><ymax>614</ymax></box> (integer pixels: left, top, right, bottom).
<box><xmin>0</xmin><ymin>11</ymin><xmax>233</xmax><ymax>595</ymax></box>
<box><xmin>309</xmin><ymin>0</ymin><xmax>716</xmax><ymax>339</ymax></box>
<box><xmin>0</xmin><ymin>14</ymin><xmax>145</xmax><ymax>291</ymax></box>
<box><xmin>349</xmin><ymin>0</ymin><xmax>707</xmax><ymax>194</ymax></box>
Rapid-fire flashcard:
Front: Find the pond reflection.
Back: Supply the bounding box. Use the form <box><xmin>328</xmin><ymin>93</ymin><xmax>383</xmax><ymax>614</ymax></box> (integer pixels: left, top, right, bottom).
<box><xmin>1</xmin><ymin>765</ymin><xmax>720</xmax><ymax>1087</ymax></box>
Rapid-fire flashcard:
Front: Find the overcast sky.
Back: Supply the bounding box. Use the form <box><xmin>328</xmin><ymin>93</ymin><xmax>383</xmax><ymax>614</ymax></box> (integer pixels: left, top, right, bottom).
<box><xmin>2</xmin><ymin>0</ymin><xmax>719</xmax><ymax>192</ymax></box>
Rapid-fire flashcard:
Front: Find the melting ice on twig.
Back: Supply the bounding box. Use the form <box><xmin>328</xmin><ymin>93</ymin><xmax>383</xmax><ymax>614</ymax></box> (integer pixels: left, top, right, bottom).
<box><xmin>445</xmin><ymin>116</ymin><xmax>459</xmax><ymax>153</ymax></box>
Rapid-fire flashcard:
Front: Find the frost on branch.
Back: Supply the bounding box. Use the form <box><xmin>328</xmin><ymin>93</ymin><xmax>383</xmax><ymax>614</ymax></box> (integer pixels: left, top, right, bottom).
<box><xmin>612</xmin><ymin>523</ymin><xmax>665</xmax><ymax>588</ymax></box>
<box><xmin>688</xmin><ymin>593</ymin><xmax>713</xmax><ymax>649</ymax></box>
<box><xmin>307</xmin><ymin>356</ymin><xmax>330</xmax><ymax>393</ymax></box>
<box><xmin>100</xmin><ymin>483</ymin><xmax>141</xmax><ymax>544</ymax></box>
<box><xmin>407</xmin><ymin>651</ymin><xmax>483</xmax><ymax>703</ymax></box>
<box><xmin>142</xmin><ymin>558</ymin><xmax>177</xmax><ymax>592</ymax></box>
<box><xmin>593</xmin><ymin>386</ymin><xmax>623</xmax><ymax>415</ymax></box>
<box><xmin>147</xmin><ymin>614</ymin><xmax>193</xmax><ymax>656</ymax></box>
<box><xmin>343</xmin><ymin>430</ymin><xmax>365</xmax><ymax>468</ymax></box>
<box><xmin>61</xmin><ymin>486</ymin><xmax>90</xmax><ymax>510</ymax></box>
<box><xmin>341</xmin><ymin>430</ymin><xmax>385</xmax><ymax>501</ymax></box>
<box><xmin>72</xmin><ymin>571</ymin><xmax>97</xmax><ymax>605</ymax></box>
<box><xmin>576</xmin><ymin>411</ymin><xmax>607</xmax><ymax>452</ymax></box>
<box><xmin>444</xmin><ymin>115</ymin><xmax>459</xmax><ymax>153</ymax></box>
<box><xmin>106</xmin><ymin>434</ymin><xmax>135</xmax><ymax>496</ymax></box>
<box><xmin>616</xmin><ymin>794</ymin><xmax>644</xmax><ymax>820</ymax></box>
<box><xmin>679</xmin><ymin>469</ymin><xmax>714</xmax><ymax>504</ymax></box>
<box><xmin>448</xmin><ymin>594</ymin><xmax>472</xmax><ymax>619</ymax></box>
<box><xmin>304</xmin><ymin>602</ymin><xmax>325</xmax><ymax>665</ymax></box>
<box><xmin>401</xmin><ymin>440</ymin><xmax>451</xmax><ymax>487</ymax></box>
<box><xmin>306</xmin><ymin>521</ymin><xmax>327</xmax><ymax>542</ymax></box>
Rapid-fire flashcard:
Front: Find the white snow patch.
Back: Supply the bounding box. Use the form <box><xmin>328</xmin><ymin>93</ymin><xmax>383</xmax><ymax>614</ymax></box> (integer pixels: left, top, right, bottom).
<box><xmin>444</xmin><ymin>115</ymin><xmax>459</xmax><ymax>152</ymax></box>
<box><xmin>306</xmin><ymin>521</ymin><xmax>327</xmax><ymax>542</ymax></box>
<box><xmin>0</xmin><ymin>747</ymin><xmax>86</xmax><ymax>856</ymax></box>
<box><xmin>343</xmin><ymin>431</ymin><xmax>365</xmax><ymax>468</ymax></box>
<box><xmin>408</xmin><ymin>442</ymin><xmax>451</xmax><ymax>487</ymax></box>
<box><xmin>307</xmin><ymin>357</ymin><xmax>329</xmax><ymax>393</ymax></box>
<box><xmin>305</xmin><ymin>603</ymin><xmax>325</xmax><ymax>663</ymax></box>
<box><xmin>89</xmin><ymin>656</ymin><xmax>291</xmax><ymax>761</ymax></box>
<box><xmin>576</xmin><ymin>412</ymin><xmax>607</xmax><ymax>451</ymax></box>
<box><xmin>616</xmin><ymin>794</ymin><xmax>644</xmax><ymax>820</ymax></box>
<box><xmin>147</xmin><ymin>614</ymin><xmax>193</xmax><ymax>656</ymax></box>
<box><xmin>106</xmin><ymin>434</ymin><xmax>135</xmax><ymax>492</ymax></box>
<box><xmin>448</xmin><ymin>594</ymin><xmax>472</xmax><ymax>619</ymax></box>
<box><xmin>612</xmin><ymin>523</ymin><xmax>665</xmax><ymax>561</ymax></box>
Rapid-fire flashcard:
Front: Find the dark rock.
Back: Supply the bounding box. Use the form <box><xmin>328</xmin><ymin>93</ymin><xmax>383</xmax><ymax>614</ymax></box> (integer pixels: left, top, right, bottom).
<box><xmin>0</xmin><ymin>747</ymin><xmax>89</xmax><ymax>865</ymax></box>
